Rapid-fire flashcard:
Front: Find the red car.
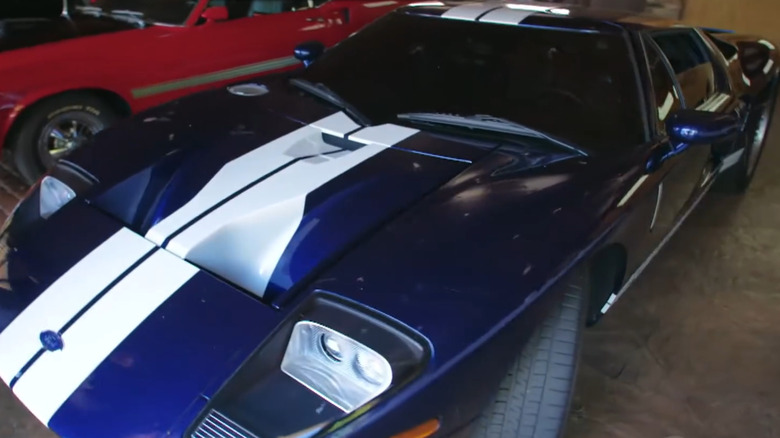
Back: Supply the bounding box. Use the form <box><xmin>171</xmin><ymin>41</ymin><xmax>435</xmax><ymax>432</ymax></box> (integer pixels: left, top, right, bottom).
<box><xmin>0</xmin><ymin>0</ymin><xmax>406</xmax><ymax>183</ymax></box>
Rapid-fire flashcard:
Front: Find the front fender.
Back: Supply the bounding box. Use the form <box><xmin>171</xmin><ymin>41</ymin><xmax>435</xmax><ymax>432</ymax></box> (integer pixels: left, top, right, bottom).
<box><xmin>273</xmin><ymin>148</ymin><xmax>617</xmax><ymax>435</ymax></box>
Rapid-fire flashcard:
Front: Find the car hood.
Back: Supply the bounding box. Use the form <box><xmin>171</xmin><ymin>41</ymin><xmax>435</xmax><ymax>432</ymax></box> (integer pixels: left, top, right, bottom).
<box><xmin>0</xmin><ymin>79</ymin><xmax>583</xmax><ymax>437</ymax></box>
<box><xmin>73</xmin><ymin>79</ymin><xmax>557</xmax><ymax>304</ymax></box>
<box><xmin>0</xmin><ymin>201</ymin><xmax>287</xmax><ymax>437</ymax></box>
<box><xmin>0</xmin><ymin>15</ymin><xmax>137</xmax><ymax>53</ymax></box>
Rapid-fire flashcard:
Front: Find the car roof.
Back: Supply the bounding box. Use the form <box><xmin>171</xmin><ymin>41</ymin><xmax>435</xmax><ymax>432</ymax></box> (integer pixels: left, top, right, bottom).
<box><xmin>399</xmin><ymin>1</ymin><xmax>692</xmax><ymax>32</ymax></box>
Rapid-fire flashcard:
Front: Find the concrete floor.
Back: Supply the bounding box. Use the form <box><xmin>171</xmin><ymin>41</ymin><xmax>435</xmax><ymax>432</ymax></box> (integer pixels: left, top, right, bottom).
<box><xmin>1</xmin><ymin>115</ymin><xmax>779</xmax><ymax>438</ymax></box>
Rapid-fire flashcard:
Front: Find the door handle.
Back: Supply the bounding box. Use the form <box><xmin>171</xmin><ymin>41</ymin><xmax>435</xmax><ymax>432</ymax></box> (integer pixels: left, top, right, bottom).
<box><xmin>305</xmin><ymin>16</ymin><xmax>326</xmax><ymax>23</ymax></box>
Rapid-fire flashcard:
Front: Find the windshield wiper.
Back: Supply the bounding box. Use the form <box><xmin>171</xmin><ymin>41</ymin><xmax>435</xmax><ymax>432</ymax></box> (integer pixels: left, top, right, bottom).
<box><xmin>397</xmin><ymin>112</ymin><xmax>588</xmax><ymax>156</ymax></box>
<box><xmin>289</xmin><ymin>78</ymin><xmax>371</xmax><ymax>127</ymax></box>
<box><xmin>109</xmin><ymin>9</ymin><xmax>147</xmax><ymax>28</ymax></box>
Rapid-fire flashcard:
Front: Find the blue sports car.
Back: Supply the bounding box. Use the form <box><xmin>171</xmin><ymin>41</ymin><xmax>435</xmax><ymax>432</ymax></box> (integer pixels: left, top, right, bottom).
<box><xmin>0</xmin><ymin>3</ymin><xmax>777</xmax><ymax>438</ymax></box>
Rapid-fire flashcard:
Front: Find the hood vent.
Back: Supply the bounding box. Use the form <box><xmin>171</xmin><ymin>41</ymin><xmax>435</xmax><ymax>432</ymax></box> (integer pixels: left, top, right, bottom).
<box><xmin>192</xmin><ymin>410</ymin><xmax>259</xmax><ymax>438</ymax></box>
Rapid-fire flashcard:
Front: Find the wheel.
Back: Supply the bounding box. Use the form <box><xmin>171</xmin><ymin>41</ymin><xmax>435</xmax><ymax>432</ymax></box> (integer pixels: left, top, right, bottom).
<box><xmin>713</xmin><ymin>78</ymin><xmax>778</xmax><ymax>194</ymax></box>
<box><xmin>9</xmin><ymin>93</ymin><xmax>118</xmax><ymax>184</ymax></box>
<box><xmin>471</xmin><ymin>268</ymin><xmax>588</xmax><ymax>438</ymax></box>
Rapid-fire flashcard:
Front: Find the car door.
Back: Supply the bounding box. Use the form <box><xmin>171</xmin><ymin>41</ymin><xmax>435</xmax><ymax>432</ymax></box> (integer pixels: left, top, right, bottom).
<box><xmin>128</xmin><ymin>0</ymin><xmax>351</xmax><ymax>108</ymax></box>
<box><xmin>201</xmin><ymin>0</ymin><xmax>353</xmax><ymax>61</ymax></box>
<box><xmin>645</xmin><ymin>29</ymin><xmax>733</xmax><ymax>236</ymax></box>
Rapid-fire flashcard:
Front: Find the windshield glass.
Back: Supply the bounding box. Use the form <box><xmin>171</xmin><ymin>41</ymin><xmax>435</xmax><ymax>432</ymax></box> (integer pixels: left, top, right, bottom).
<box><xmin>294</xmin><ymin>12</ymin><xmax>644</xmax><ymax>151</ymax></box>
<box><xmin>73</xmin><ymin>0</ymin><xmax>197</xmax><ymax>25</ymax></box>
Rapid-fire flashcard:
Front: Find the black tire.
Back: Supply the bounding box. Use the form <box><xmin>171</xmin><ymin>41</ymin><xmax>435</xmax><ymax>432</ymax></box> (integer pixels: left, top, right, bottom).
<box><xmin>713</xmin><ymin>77</ymin><xmax>778</xmax><ymax>194</ymax></box>
<box><xmin>471</xmin><ymin>269</ymin><xmax>588</xmax><ymax>438</ymax></box>
<box><xmin>9</xmin><ymin>93</ymin><xmax>118</xmax><ymax>184</ymax></box>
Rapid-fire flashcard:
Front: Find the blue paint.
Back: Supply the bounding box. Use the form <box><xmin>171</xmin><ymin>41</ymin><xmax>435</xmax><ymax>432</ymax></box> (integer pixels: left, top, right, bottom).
<box><xmin>0</xmin><ymin>201</ymin><xmax>122</xmax><ymax>332</ymax></box>
<box><xmin>87</xmin><ymin>103</ymin><xmax>322</xmax><ymax>234</ymax></box>
<box><xmin>48</xmin><ymin>272</ymin><xmax>281</xmax><ymax>438</ymax></box>
<box><xmin>266</xmin><ymin>145</ymin><xmax>475</xmax><ymax>302</ymax></box>
<box><xmin>0</xmin><ymin>5</ymin><xmax>774</xmax><ymax>438</ymax></box>
<box><xmin>39</xmin><ymin>331</ymin><xmax>63</xmax><ymax>352</ymax></box>
<box><xmin>666</xmin><ymin>109</ymin><xmax>741</xmax><ymax>144</ymax></box>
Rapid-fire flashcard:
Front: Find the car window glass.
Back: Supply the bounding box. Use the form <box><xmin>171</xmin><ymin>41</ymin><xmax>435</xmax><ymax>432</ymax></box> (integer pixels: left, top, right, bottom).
<box><xmin>652</xmin><ymin>29</ymin><xmax>718</xmax><ymax>108</ymax></box>
<box><xmin>75</xmin><ymin>0</ymin><xmax>196</xmax><ymax>25</ymax></box>
<box><xmin>645</xmin><ymin>38</ymin><xmax>682</xmax><ymax>125</ymax></box>
<box><xmin>212</xmin><ymin>0</ymin><xmax>320</xmax><ymax>18</ymax></box>
<box><xmin>297</xmin><ymin>13</ymin><xmax>645</xmax><ymax>151</ymax></box>
<box><xmin>697</xmin><ymin>32</ymin><xmax>733</xmax><ymax>91</ymax></box>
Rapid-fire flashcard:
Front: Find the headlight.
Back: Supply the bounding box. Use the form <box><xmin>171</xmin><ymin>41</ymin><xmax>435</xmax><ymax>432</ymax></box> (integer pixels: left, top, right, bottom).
<box><xmin>281</xmin><ymin>321</ymin><xmax>393</xmax><ymax>412</ymax></box>
<box><xmin>39</xmin><ymin>176</ymin><xmax>76</xmax><ymax>219</ymax></box>
<box><xmin>187</xmin><ymin>293</ymin><xmax>430</xmax><ymax>438</ymax></box>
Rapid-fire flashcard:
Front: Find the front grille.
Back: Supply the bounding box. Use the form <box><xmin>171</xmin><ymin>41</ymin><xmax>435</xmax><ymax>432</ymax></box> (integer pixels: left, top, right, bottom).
<box><xmin>192</xmin><ymin>410</ymin><xmax>259</xmax><ymax>438</ymax></box>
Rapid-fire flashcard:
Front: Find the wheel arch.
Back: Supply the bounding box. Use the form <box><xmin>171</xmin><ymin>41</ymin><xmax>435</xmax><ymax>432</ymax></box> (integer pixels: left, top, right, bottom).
<box><xmin>2</xmin><ymin>88</ymin><xmax>132</xmax><ymax>159</ymax></box>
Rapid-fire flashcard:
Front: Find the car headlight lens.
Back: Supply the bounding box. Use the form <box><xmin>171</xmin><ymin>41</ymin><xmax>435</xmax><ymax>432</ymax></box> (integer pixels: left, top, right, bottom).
<box><xmin>281</xmin><ymin>321</ymin><xmax>393</xmax><ymax>413</ymax></box>
<box><xmin>321</xmin><ymin>332</ymin><xmax>345</xmax><ymax>362</ymax></box>
<box><xmin>38</xmin><ymin>176</ymin><xmax>76</xmax><ymax>219</ymax></box>
<box><xmin>355</xmin><ymin>350</ymin><xmax>388</xmax><ymax>385</ymax></box>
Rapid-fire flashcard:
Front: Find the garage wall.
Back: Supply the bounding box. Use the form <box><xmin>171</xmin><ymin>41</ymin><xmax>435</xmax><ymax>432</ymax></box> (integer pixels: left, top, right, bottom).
<box><xmin>683</xmin><ymin>0</ymin><xmax>780</xmax><ymax>43</ymax></box>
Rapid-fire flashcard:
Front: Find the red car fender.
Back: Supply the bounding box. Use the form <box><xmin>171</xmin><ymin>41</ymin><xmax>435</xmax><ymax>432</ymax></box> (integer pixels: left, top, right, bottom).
<box><xmin>0</xmin><ymin>81</ymin><xmax>133</xmax><ymax>157</ymax></box>
<box><xmin>0</xmin><ymin>0</ymin><xmax>408</xmax><ymax>158</ymax></box>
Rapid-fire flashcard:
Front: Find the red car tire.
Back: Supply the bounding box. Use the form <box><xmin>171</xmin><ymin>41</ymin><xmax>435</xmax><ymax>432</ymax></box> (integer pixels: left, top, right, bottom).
<box><xmin>10</xmin><ymin>93</ymin><xmax>118</xmax><ymax>184</ymax></box>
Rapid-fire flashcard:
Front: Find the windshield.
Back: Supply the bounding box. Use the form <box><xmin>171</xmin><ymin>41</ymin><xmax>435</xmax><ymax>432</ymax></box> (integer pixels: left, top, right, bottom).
<box><xmin>294</xmin><ymin>12</ymin><xmax>644</xmax><ymax>151</ymax></box>
<box><xmin>73</xmin><ymin>0</ymin><xmax>198</xmax><ymax>25</ymax></box>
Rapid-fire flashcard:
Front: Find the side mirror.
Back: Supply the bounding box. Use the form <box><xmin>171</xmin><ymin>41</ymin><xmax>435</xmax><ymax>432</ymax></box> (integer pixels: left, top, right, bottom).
<box><xmin>294</xmin><ymin>41</ymin><xmax>325</xmax><ymax>67</ymax></box>
<box><xmin>666</xmin><ymin>109</ymin><xmax>741</xmax><ymax>144</ymax></box>
<box><xmin>201</xmin><ymin>6</ymin><xmax>228</xmax><ymax>23</ymax></box>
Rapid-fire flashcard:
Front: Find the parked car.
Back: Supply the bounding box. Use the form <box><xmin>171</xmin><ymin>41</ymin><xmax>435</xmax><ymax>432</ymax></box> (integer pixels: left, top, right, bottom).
<box><xmin>0</xmin><ymin>3</ymin><xmax>777</xmax><ymax>438</ymax></box>
<box><xmin>0</xmin><ymin>0</ymin><xmax>407</xmax><ymax>184</ymax></box>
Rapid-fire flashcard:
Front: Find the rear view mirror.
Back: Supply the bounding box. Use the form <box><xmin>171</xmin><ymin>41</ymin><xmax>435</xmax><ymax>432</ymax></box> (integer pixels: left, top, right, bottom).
<box><xmin>201</xmin><ymin>6</ymin><xmax>229</xmax><ymax>23</ymax></box>
<box><xmin>294</xmin><ymin>41</ymin><xmax>325</xmax><ymax>67</ymax></box>
<box><xmin>666</xmin><ymin>109</ymin><xmax>741</xmax><ymax>144</ymax></box>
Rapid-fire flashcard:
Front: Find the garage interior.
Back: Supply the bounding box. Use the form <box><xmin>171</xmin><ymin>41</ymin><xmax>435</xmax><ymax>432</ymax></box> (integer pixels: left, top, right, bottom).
<box><xmin>2</xmin><ymin>0</ymin><xmax>780</xmax><ymax>437</ymax></box>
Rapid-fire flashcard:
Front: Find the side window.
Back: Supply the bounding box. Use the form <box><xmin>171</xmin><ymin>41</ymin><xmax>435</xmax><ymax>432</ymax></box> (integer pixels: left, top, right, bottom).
<box><xmin>210</xmin><ymin>0</ymin><xmax>321</xmax><ymax>19</ymax></box>
<box><xmin>651</xmin><ymin>29</ymin><xmax>719</xmax><ymax>108</ymax></box>
<box><xmin>705</xmin><ymin>32</ymin><xmax>738</xmax><ymax>60</ymax></box>
<box><xmin>645</xmin><ymin>38</ymin><xmax>683</xmax><ymax>126</ymax></box>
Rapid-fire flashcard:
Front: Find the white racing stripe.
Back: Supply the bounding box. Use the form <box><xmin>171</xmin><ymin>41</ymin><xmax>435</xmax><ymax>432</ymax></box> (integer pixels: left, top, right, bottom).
<box><xmin>145</xmin><ymin>112</ymin><xmax>357</xmax><ymax>246</ymax></box>
<box><xmin>441</xmin><ymin>3</ymin><xmax>502</xmax><ymax>21</ymax></box>
<box><xmin>0</xmin><ymin>229</ymin><xmax>154</xmax><ymax>385</ymax></box>
<box><xmin>166</xmin><ymin>143</ymin><xmax>389</xmax><ymax>297</ymax></box>
<box><xmin>309</xmin><ymin>112</ymin><xmax>361</xmax><ymax>137</ymax></box>
<box><xmin>477</xmin><ymin>8</ymin><xmax>534</xmax><ymax>24</ymax></box>
<box><xmin>348</xmin><ymin>123</ymin><xmax>419</xmax><ymax>146</ymax></box>
<box><xmin>162</xmin><ymin>123</ymin><xmax>419</xmax><ymax>297</ymax></box>
<box><xmin>0</xmin><ymin>115</ymin><xmax>421</xmax><ymax>425</ymax></box>
<box><xmin>12</xmin><ymin>250</ymin><xmax>198</xmax><ymax>425</ymax></box>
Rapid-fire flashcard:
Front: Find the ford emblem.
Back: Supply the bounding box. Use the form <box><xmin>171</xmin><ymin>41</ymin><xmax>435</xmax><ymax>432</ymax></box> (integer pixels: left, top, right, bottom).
<box><xmin>40</xmin><ymin>330</ymin><xmax>64</xmax><ymax>352</ymax></box>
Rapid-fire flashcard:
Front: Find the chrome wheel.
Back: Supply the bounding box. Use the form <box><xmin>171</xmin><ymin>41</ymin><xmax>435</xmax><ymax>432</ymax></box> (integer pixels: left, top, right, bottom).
<box><xmin>37</xmin><ymin>112</ymin><xmax>103</xmax><ymax>168</ymax></box>
<box><xmin>747</xmin><ymin>102</ymin><xmax>772</xmax><ymax>176</ymax></box>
